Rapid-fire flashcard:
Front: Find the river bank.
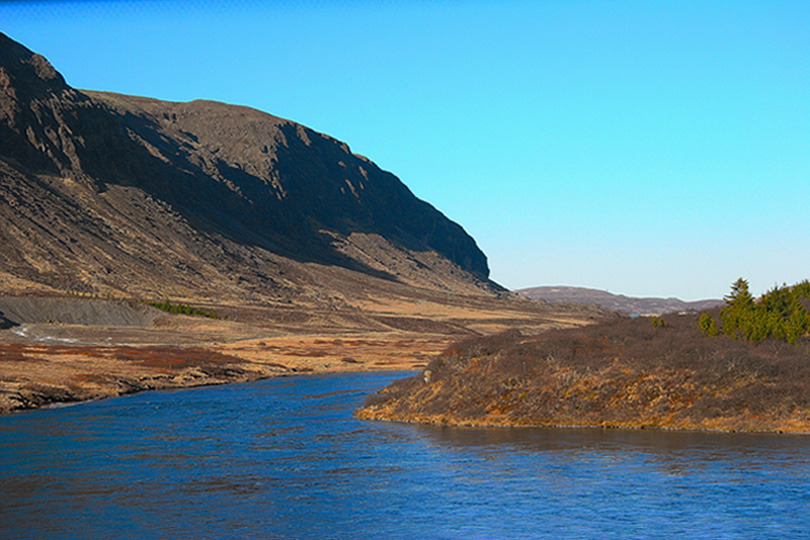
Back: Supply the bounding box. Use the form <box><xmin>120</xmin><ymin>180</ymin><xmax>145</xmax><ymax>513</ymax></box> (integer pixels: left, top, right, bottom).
<box><xmin>0</xmin><ymin>330</ymin><xmax>438</xmax><ymax>414</ymax></box>
<box><xmin>0</xmin><ymin>293</ymin><xmax>604</xmax><ymax>413</ymax></box>
<box><xmin>357</xmin><ymin>314</ymin><xmax>810</xmax><ymax>434</ymax></box>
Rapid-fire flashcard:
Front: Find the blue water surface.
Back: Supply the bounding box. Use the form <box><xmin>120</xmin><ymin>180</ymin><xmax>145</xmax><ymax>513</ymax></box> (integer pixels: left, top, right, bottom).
<box><xmin>1</xmin><ymin>371</ymin><xmax>809</xmax><ymax>539</ymax></box>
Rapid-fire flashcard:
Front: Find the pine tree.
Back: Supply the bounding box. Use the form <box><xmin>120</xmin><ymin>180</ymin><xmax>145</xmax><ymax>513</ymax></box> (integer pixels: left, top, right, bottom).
<box><xmin>721</xmin><ymin>278</ymin><xmax>756</xmax><ymax>339</ymax></box>
<box><xmin>713</xmin><ymin>278</ymin><xmax>809</xmax><ymax>344</ymax></box>
<box><xmin>699</xmin><ymin>313</ymin><xmax>719</xmax><ymax>337</ymax></box>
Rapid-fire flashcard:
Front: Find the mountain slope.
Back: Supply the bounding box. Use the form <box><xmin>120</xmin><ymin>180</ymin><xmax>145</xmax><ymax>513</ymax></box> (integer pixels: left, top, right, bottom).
<box><xmin>0</xmin><ymin>33</ymin><xmax>617</xmax><ymax>415</ymax></box>
<box><xmin>517</xmin><ymin>286</ymin><xmax>723</xmax><ymax>315</ymax></box>
<box><xmin>0</xmin><ymin>32</ymin><xmax>492</xmax><ymax>301</ymax></box>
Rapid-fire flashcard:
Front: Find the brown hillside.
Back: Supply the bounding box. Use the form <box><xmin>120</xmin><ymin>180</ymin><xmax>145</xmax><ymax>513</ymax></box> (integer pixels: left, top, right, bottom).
<box><xmin>357</xmin><ymin>311</ymin><xmax>810</xmax><ymax>433</ymax></box>
<box><xmin>517</xmin><ymin>286</ymin><xmax>723</xmax><ymax>316</ymax></box>
<box><xmin>0</xmin><ymin>33</ymin><xmax>611</xmax><ymax>413</ymax></box>
<box><xmin>0</xmin><ymin>32</ymin><xmax>490</xmax><ymax>302</ymax></box>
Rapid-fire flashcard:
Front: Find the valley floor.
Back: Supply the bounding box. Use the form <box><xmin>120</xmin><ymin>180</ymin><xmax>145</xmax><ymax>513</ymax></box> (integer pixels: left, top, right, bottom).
<box><xmin>0</xmin><ymin>329</ymin><xmax>439</xmax><ymax>413</ymax></box>
<box><xmin>0</xmin><ymin>293</ymin><xmax>601</xmax><ymax>413</ymax></box>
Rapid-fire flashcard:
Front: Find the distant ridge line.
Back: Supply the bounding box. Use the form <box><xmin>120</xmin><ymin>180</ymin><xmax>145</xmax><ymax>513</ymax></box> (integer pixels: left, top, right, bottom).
<box><xmin>516</xmin><ymin>286</ymin><xmax>723</xmax><ymax>316</ymax></box>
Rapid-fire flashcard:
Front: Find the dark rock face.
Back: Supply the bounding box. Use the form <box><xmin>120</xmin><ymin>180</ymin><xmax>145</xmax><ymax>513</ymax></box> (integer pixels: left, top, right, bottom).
<box><xmin>0</xmin><ymin>33</ymin><xmax>491</xmax><ymax>299</ymax></box>
<box><xmin>0</xmin><ymin>32</ymin><xmax>75</xmax><ymax>174</ymax></box>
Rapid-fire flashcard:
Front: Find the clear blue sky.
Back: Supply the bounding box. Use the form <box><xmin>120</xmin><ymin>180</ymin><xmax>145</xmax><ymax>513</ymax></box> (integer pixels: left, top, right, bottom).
<box><xmin>2</xmin><ymin>0</ymin><xmax>808</xmax><ymax>300</ymax></box>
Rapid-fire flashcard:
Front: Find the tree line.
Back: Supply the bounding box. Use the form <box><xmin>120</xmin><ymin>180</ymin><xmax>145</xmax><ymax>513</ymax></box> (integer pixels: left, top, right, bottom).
<box><xmin>700</xmin><ymin>278</ymin><xmax>810</xmax><ymax>344</ymax></box>
<box><xmin>146</xmin><ymin>299</ymin><xmax>223</xmax><ymax>320</ymax></box>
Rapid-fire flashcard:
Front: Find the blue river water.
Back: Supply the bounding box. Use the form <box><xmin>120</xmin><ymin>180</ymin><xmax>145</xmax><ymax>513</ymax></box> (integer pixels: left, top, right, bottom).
<box><xmin>1</xmin><ymin>371</ymin><xmax>809</xmax><ymax>539</ymax></box>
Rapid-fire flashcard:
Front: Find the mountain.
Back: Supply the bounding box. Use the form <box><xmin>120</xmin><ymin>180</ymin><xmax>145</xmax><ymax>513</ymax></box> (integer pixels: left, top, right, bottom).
<box><xmin>0</xmin><ymin>34</ymin><xmax>614</xmax><ymax>414</ymax></box>
<box><xmin>516</xmin><ymin>286</ymin><xmax>723</xmax><ymax>315</ymax></box>
<box><xmin>0</xmin><ymin>32</ymin><xmax>493</xmax><ymax>302</ymax></box>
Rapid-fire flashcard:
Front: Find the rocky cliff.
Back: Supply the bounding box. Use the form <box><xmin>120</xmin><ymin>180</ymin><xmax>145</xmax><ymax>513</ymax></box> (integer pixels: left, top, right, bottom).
<box><xmin>0</xmin><ymin>32</ymin><xmax>492</xmax><ymax>301</ymax></box>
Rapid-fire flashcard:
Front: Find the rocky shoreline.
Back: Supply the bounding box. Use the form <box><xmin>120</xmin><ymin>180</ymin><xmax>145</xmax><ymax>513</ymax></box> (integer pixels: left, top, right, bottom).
<box><xmin>355</xmin><ymin>409</ymin><xmax>810</xmax><ymax>435</ymax></box>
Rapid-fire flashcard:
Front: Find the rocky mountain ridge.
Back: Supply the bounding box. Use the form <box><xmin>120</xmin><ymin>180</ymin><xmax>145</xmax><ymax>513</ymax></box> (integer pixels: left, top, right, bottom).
<box><xmin>0</xmin><ymin>34</ymin><xmax>612</xmax><ymax>415</ymax></box>
<box><xmin>0</xmin><ymin>32</ymin><xmax>493</xmax><ymax>303</ymax></box>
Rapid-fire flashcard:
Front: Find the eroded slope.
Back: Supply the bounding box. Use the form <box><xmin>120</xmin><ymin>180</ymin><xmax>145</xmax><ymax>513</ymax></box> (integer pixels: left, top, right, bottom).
<box><xmin>0</xmin><ymin>32</ymin><xmax>491</xmax><ymax>302</ymax></box>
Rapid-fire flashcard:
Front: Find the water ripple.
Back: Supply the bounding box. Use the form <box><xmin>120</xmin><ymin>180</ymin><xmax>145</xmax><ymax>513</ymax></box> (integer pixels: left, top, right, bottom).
<box><xmin>1</xmin><ymin>371</ymin><xmax>809</xmax><ymax>539</ymax></box>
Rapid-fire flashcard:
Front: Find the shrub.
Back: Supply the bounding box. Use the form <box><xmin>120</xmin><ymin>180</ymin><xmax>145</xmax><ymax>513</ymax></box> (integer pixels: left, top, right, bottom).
<box><xmin>146</xmin><ymin>299</ymin><xmax>221</xmax><ymax>319</ymax></box>
<box><xmin>699</xmin><ymin>313</ymin><xmax>719</xmax><ymax>337</ymax></box>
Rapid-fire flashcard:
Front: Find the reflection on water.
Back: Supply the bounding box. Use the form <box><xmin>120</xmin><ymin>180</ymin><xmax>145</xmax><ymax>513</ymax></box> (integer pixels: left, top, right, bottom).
<box><xmin>1</xmin><ymin>371</ymin><xmax>809</xmax><ymax>539</ymax></box>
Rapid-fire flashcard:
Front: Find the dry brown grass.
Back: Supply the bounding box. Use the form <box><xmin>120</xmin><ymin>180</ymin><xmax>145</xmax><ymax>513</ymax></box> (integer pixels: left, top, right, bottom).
<box><xmin>0</xmin><ymin>330</ymin><xmax>472</xmax><ymax>413</ymax></box>
<box><xmin>0</xmin><ymin>284</ymin><xmax>608</xmax><ymax>414</ymax></box>
<box><xmin>358</xmin><ymin>312</ymin><xmax>810</xmax><ymax>433</ymax></box>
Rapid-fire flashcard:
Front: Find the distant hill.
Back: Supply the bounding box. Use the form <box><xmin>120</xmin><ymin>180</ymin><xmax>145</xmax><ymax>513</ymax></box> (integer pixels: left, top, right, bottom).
<box><xmin>516</xmin><ymin>286</ymin><xmax>723</xmax><ymax>315</ymax></box>
<box><xmin>0</xmin><ymin>32</ymin><xmax>494</xmax><ymax>302</ymax></box>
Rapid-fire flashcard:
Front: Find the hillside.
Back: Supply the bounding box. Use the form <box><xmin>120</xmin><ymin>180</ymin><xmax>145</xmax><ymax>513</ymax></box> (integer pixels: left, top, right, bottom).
<box><xmin>0</xmin><ymin>33</ymin><xmax>610</xmax><ymax>413</ymax></box>
<box><xmin>517</xmin><ymin>286</ymin><xmax>723</xmax><ymax>315</ymax></box>
<box><xmin>357</xmin><ymin>311</ymin><xmax>810</xmax><ymax>433</ymax></box>
<box><xmin>0</xmin><ymin>32</ymin><xmax>491</xmax><ymax>302</ymax></box>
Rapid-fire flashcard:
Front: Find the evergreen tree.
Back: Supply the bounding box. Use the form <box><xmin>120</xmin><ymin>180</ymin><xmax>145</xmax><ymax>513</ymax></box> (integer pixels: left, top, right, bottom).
<box><xmin>699</xmin><ymin>313</ymin><xmax>719</xmax><ymax>337</ymax></box>
<box><xmin>713</xmin><ymin>278</ymin><xmax>809</xmax><ymax>344</ymax></box>
<box><xmin>721</xmin><ymin>278</ymin><xmax>754</xmax><ymax>339</ymax></box>
<box><xmin>724</xmin><ymin>278</ymin><xmax>754</xmax><ymax>307</ymax></box>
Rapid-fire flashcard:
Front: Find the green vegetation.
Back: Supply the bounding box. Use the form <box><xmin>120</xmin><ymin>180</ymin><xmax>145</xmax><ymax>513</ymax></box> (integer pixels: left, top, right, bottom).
<box><xmin>651</xmin><ymin>316</ymin><xmax>667</xmax><ymax>328</ymax></box>
<box><xmin>698</xmin><ymin>312</ymin><xmax>719</xmax><ymax>337</ymax></box>
<box><xmin>700</xmin><ymin>278</ymin><xmax>810</xmax><ymax>344</ymax></box>
<box><xmin>146</xmin><ymin>299</ymin><xmax>222</xmax><ymax>320</ymax></box>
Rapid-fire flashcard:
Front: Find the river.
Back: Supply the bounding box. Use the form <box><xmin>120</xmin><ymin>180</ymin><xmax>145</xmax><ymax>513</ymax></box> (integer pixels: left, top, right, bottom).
<box><xmin>1</xmin><ymin>371</ymin><xmax>808</xmax><ymax>539</ymax></box>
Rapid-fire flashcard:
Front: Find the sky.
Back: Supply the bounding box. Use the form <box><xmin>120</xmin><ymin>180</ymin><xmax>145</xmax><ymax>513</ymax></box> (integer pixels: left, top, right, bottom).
<box><xmin>1</xmin><ymin>0</ymin><xmax>808</xmax><ymax>300</ymax></box>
